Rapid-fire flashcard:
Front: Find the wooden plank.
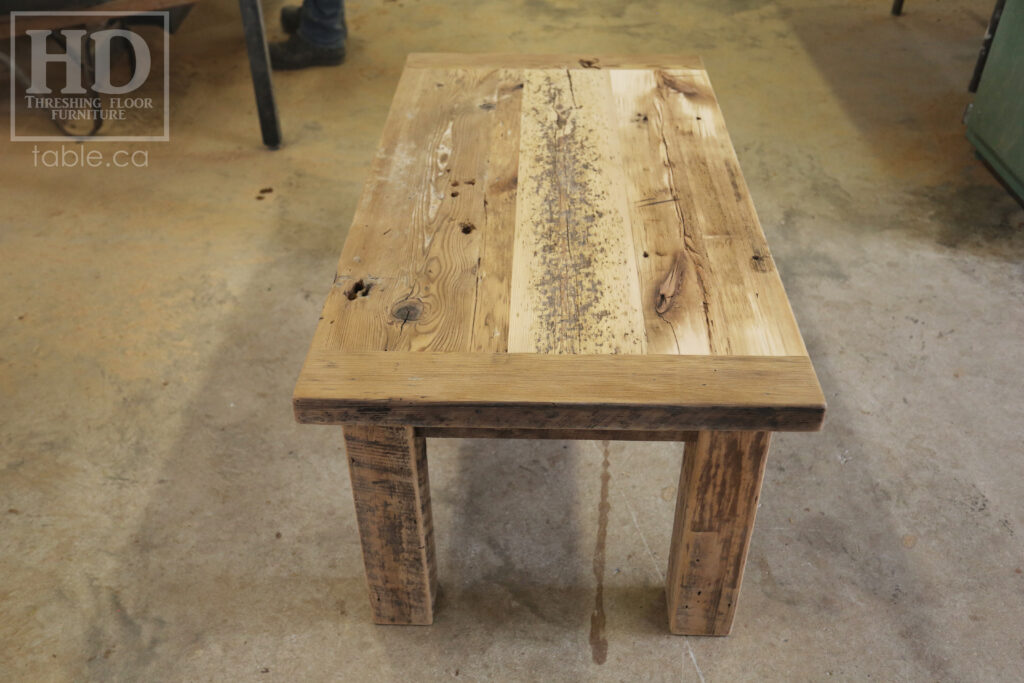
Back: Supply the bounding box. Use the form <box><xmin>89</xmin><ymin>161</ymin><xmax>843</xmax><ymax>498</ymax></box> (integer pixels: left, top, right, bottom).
<box><xmin>609</xmin><ymin>69</ymin><xmax>713</xmax><ymax>355</ymax></box>
<box><xmin>471</xmin><ymin>70</ymin><xmax>523</xmax><ymax>352</ymax></box>
<box><xmin>509</xmin><ymin>68</ymin><xmax>646</xmax><ymax>354</ymax></box>
<box><xmin>311</xmin><ymin>67</ymin><xmax>522</xmax><ymax>354</ymax></box>
<box><xmin>343</xmin><ymin>425</ymin><xmax>436</xmax><ymax>625</ymax></box>
<box><xmin>294</xmin><ymin>351</ymin><xmax>826</xmax><ymax>431</ymax></box>
<box><xmin>419</xmin><ymin>427</ymin><xmax>697</xmax><ymax>442</ymax></box>
<box><xmin>406</xmin><ymin>54</ymin><xmax>704</xmax><ymax>70</ymax></box>
<box><xmin>666</xmin><ymin>431</ymin><xmax>770</xmax><ymax>635</ymax></box>
<box><xmin>609</xmin><ymin>68</ymin><xmax>807</xmax><ymax>357</ymax></box>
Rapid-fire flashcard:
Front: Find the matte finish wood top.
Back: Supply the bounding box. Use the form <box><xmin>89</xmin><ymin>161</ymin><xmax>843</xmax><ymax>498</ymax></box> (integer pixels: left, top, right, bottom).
<box><xmin>294</xmin><ymin>54</ymin><xmax>825</xmax><ymax>431</ymax></box>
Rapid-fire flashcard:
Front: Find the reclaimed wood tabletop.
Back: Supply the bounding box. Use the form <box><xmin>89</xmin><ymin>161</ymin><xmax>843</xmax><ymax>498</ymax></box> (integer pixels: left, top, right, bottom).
<box><xmin>292</xmin><ymin>54</ymin><xmax>825</xmax><ymax>636</ymax></box>
<box><xmin>294</xmin><ymin>53</ymin><xmax>824</xmax><ymax>432</ymax></box>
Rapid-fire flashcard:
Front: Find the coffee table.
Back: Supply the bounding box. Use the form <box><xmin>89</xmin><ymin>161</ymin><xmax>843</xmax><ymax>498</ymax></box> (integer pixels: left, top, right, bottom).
<box><xmin>293</xmin><ymin>54</ymin><xmax>825</xmax><ymax>636</ymax></box>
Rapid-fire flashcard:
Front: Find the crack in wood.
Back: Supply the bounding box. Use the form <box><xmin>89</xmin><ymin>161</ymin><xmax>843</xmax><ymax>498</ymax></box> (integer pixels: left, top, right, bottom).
<box><xmin>651</xmin><ymin>96</ymin><xmax>715</xmax><ymax>351</ymax></box>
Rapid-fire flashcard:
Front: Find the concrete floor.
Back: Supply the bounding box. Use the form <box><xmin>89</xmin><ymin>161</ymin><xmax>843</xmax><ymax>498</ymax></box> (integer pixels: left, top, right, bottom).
<box><xmin>2</xmin><ymin>0</ymin><xmax>1023</xmax><ymax>680</ymax></box>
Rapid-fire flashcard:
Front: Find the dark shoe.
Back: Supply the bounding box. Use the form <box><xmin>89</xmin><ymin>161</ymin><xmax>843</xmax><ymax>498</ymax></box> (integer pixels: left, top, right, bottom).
<box><xmin>269</xmin><ymin>33</ymin><xmax>345</xmax><ymax>70</ymax></box>
<box><xmin>280</xmin><ymin>5</ymin><xmax>302</xmax><ymax>34</ymax></box>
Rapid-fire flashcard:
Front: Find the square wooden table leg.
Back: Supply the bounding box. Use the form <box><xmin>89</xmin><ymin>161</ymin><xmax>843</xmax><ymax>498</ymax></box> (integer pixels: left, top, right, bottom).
<box><xmin>666</xmin><ymin>431</ymin><xmax>771</xmax><ymax>635</ymax></box>
<box><xmin>342</xmin><ymin>425</ymin><xmax>437</xmax><ymax>625</ymax></box>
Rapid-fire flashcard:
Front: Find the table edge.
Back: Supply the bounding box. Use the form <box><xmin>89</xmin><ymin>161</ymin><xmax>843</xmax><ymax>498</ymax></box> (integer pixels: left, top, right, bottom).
<box><xmin>404</xmin><ymin>53</ymin><xmax>707</xmax><ymax>70</ymax></box>
<box><xmin>293</xmin><ymin>351</ymin><xmax>826</xmax><ymax>432</ymax></box>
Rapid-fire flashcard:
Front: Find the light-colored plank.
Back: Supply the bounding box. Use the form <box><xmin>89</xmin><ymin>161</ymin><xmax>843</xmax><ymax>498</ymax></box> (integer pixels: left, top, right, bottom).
<box><xmin>611</xmin><ymin>68</ymin><xmax>807</xmax><ymax>356</ymax></box>
<box><xmin>343</xmin><ymin>425</ymin><xmax>436</xmax><ymax>625</ymax></box>
<box><xmin>312</xmin><ymin>67</ymin><xmax>522</xmax><ymax>354</ymax></box>
<box><xmin>471</xmin><ymin>71</ymin><xmax>523</xmax><ymax>352</ymax></box>
<box><xmin>666</xmin><ymin>431</ymin><xmax>770</xmax><ymax>635</ymax></box>
<box><xmin>294</xmin><ymin>351</ymin><xmax>826</xmax><ymax>431</ymax></box>
<box><xmin>610</xmin><ymin>69</ymin><xmax>714</xmax><ymax>355</ymax></box>
<box><xmin>509</xmin><ymin>68</ymin><xmax>646</xmax><ymax>354</ymax></box>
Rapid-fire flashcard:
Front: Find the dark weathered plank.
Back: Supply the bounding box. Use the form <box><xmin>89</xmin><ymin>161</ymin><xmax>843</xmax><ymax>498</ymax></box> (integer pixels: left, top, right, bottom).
<box><xmin>666</xmin><ymin>430</ymin><xmax>770</xmax><ymax>635</ymax></box>
<box><xmin>343</xmin><ymin>425</ymin><xmax>436</xmax><ymax>625</ymax></box>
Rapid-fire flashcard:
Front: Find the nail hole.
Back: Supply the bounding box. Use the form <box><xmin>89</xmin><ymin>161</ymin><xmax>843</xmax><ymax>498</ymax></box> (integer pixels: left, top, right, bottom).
<box><xmin>345</xmin><ymin>279</ymin><xmax>364</xmax><ymax>300</ymax></box>
<box><xmin>460</xmin><ymin>222</ymin><xmax>475</xmax><ymax>234</ymax></box>
<box><xmin>451</xmin><ymin>191</ymin><xmax>459</xmax><ymax>197</ymax></box>
<box><xmin>643</xmin><ymin>251</ymin><xmax>649</xmax><ymax>258</ymax></box>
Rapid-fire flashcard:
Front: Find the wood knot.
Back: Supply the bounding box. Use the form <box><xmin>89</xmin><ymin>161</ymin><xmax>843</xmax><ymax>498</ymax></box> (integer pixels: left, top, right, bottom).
<box><xmin>656</xmin><ymin>254</ymin><xmax>686</xmax><ymax>314</ymax></box>
<box><xmin>392</xmin><ymin>302</ymin><xmax>422</xmax><ymax>323</ymax></box>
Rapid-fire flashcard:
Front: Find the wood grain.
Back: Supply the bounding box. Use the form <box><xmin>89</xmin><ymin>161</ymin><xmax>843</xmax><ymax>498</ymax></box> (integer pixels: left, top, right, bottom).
<box><xmin>666</xmin><ymin>431</ymin><xmax>770</xmax><ymax>635</ymax></box>
<box><xmin>609</xmin><ymin>68</ymin><xmax>807</xmax><ymax>356</ymax></box>
<box><xmin>294</xmin><ymin>351</ymin><xmax>826</xmax><ymax>431</ymax></box>
<box><xmin>311</xmin><ymin>67</ymin><xmax>523</xmax><ymax>354</ymax></box>
<box><xmin>343</xmin><ymin>425</ymin><xmax>437</xmax><ymax>625</ymax></box>
<box><xmin>471</xmin><ymin>70</ymin><xmax>523</xmax><ymax>352</ymax></box>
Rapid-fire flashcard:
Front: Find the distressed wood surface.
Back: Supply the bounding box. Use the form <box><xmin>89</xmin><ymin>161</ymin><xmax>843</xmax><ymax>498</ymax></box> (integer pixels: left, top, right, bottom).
<box><xmin>343</xmin><ymin>425</ymin><xmax>437</xmax><ymax>625</ymax></box>
<box><xmin>667</xmin><ymin>430</ymin><xmax>770</xmax><ymax>635</ymax></box>
<box><xmin>296</xmin><ymin>53</ymin><xmax>824</xmax><ymax>429</ymax></box>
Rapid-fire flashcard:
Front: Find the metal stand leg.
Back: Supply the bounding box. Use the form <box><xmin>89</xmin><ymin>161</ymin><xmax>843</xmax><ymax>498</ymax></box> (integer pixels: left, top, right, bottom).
<box><xmin>968</xmin><ymin>0</ymin><xmax>1007</xmax><ymax>92</ymax></box>
<box><xmin>238</xmin><ymin>0</ymin><xmax>282</xmax><ymax>149</ymax></box>
<box><xmin>891</xmin><ymin>0</ymin><xmax>905</xmax><ymax>16</ymax></box>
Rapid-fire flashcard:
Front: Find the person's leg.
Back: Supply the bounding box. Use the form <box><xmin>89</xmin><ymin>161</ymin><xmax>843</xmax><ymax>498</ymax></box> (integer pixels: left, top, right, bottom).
<box><xmin>280</xmin><ymin>6</ymin><xmax>303</xmax><ymax>34</ymax></box>
<box><xmin>270</xmin><ymin>0</ymin><xmax>346</xmax><ymax>70</ymax></box>
<box><xmin>299</xmin><ymin>0</ymin><xmax>347</xmax><ymax>49</ymax></box>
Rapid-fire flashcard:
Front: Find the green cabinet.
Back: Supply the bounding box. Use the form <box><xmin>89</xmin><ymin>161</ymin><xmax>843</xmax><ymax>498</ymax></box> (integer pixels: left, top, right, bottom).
<box><xmin>966</xmin><ymin>0</ymin><xmax>1024</xmax><ymax>201</ymax></box>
